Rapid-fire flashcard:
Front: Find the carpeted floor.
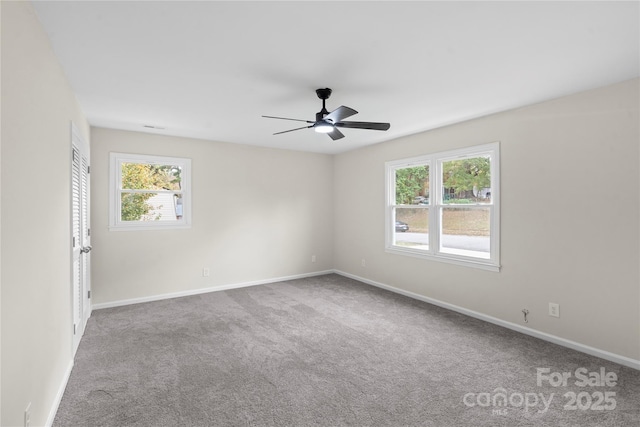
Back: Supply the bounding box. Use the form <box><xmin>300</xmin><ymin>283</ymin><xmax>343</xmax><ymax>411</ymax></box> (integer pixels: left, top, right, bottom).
<box><xmin>54</xmin><ymin>274</ymin><xmax>640</xmax><ymax>426</ymax></box>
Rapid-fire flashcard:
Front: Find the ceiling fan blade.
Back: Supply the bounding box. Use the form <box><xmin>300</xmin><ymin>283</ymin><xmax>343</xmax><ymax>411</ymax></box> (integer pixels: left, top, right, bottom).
<box><xmin>263</xmin><ymin>115</ymin><xmax>314</xmax><ymax>124</ymax></box>
<box><xmin>273</xmin><ymin>125</ymin><xmax>312</xmax><ymax>135</ymax></box>
<box><xmin>327</xmin><ymin>127</ymin><xmax>345</xmax><ymax>141</ymax></box>
<box><xmin>335</xmin><ymin>121</ymin><xmax>390</xmax><ymax>131</ymax></box>
<box><xmin>324</xmin><ymin>106</ymin><xmax>358</xmax><ymax>124</ymax></box>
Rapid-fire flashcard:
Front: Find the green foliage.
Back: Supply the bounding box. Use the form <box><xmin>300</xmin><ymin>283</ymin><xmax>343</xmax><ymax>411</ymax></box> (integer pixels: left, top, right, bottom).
<box><xmin>121</xmin><ymin>193</ymin><xmax>152</xmax><ymax>221</ymax></box>
<box><xmin>122</xmin><ymin>163</ymin><xmax>181</xmax><ymax>191</ymax></box>
<box><xmin>121</xmin><ymin>163</ymin><xmax>182</xmax><ymax>221</ymax></box>
<box><xmin>395</xmin><ymin>166</ymin><xmax>429</xmax><ymax>204</ymax></box>
<box><xmin>442</xmin><ymin>157</ymin><xmax>490</xmax><ymax>201</ymax></box>
<box><xmin>395</xmin><ymin>157</ymin><xmax>490</xmax><ymax>205</ymax></box>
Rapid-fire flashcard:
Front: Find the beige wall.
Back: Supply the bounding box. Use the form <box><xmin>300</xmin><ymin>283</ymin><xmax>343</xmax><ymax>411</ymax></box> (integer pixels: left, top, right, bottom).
<box><xmin>90</xmin><ymin>128</ymin><xmax>334</xmax><ymax>305</ymax></box>
<box><xmin>0</xmin><ymin>2</ymin><xmax>638</xmax><ymax>424</ymax></box>
<box><xmin>334</xmin><ymin>78</ymin><xmax>640</xmax><ymax>361</ymax></box>
<box><xmin>1</xmin><ymin>2</ymin><xmax>91</xmax><ymax>426</ymax></box>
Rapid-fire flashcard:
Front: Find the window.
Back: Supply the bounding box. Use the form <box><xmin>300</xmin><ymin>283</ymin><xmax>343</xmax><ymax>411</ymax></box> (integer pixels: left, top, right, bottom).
<box><xmin>109</xmin><ymin>153</ymin><xmax>191</xmax><ymax>231</ymax></box>
<box><xmin>386</xmin><ymin>142</ymin><xmax>500</xmax><ymax>271</ymax></box>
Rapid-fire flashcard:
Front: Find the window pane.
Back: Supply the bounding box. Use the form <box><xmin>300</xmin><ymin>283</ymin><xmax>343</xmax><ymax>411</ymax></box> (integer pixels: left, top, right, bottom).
<box><xmin>395</xmin><ymin>165</ymin><xmax>429</xmax><ymax>205</ymax></box>
<box><xmin>441</xmin><ymin>156</ymin><xmax>491</xmax><ymax>204</ymax></box>
<box><xmin>121</xmin><ymin>163</ymin><xmax>183</xmax><ymax>191</ymax></box>
<box><xmin>394</xmin><ymin>207</ymin><xmax>429</xmax><ymax>250</ymax></box>
<box><xmin>121</xmin><ymin>193</ymin><xmax>183</xmax><ymax>222</ymax></box>
<box><xmin>440</xmin><ymin>207</ymin><xmax>490</xmax><ymax>258</ymax></box>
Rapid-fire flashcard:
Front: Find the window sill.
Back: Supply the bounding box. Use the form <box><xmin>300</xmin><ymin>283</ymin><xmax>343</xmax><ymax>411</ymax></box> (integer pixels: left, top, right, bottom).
<box><xmin>385</xmin><ymin>245</ymin><xmax>500</xmax><ymax>272</ymax></box>
<box><xmin>109</xmin><ymin>223</ymin><xmax>191</xmax><ymax>232</ymax></box>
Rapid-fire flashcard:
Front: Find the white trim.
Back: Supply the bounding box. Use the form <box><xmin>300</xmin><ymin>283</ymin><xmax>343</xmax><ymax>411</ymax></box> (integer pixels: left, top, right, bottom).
<box><xmin>49</xmin><ymin>269</ymin><xmax>639</xmax><ymax>425</ymax></box>
<box><xmin>109</xmin><ymin>223</ymin><xmax>192</xmax><ymax>232</ymax></box>
<box><xmin>333</xmin><ymin>270</ymin><xmax>640</xmax><ymax>371</ymax></box>
<box><xmin>45</xmin><ymin>360</ymin><xmax>74</xmax><ymax>427</ymax></box>
<box><xmin>91</xmin><ymin>269</ymin><xmax>640</xmax><ymax>370</ymax></box>
<box><xmin>92</xmin><ymin>270</ymin><xmax>334</xmax><ymax>310</ymax></box>
<box><xmin>385</xmin><ymin>142</ymin><xmax>500</xmax><ymax>271</ymax></box>
<box><xmin>109</xmin><ymin>152</ymin><xmax>192</xmax><ymax>231</ymax></box>
<box><xmin>70</xmin><ymin>122</ymin><xmax>91</xmax><ymax>356</ymax></box>
<box><xmin>385</xmin><ymin>246</ymin><xmax>500</xmax><ymax>272</ymax></box>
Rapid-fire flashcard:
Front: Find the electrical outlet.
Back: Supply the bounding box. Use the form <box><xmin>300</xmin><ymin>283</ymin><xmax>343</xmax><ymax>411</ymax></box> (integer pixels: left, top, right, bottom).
<box><xmin>361</xmin><ymin>259</ymin><xmax>366</xmax><ymax>267</ymax></box>
<box><xmin>25</xmin><ymin>402</ymin><xmax>31</xmax><ymax>427</ymax></box>
<box><xmin>311</xmin><ymin>255</ymin><xmax>316</xmax><ymax>263</ymax></box>
<box><xmin>549</xmin><ymin>303</ymin><xmax>560</xmax><ymax>318</ymax></box>
<box><xmin>202</xmin><ymin>268</ymin><xmax>210</xmax><ymax>277</ymax></box>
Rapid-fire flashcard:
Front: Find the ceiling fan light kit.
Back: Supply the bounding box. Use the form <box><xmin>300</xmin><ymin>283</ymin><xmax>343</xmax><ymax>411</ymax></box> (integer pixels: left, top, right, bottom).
<box><xmin>314</xmin><ymin>121</ymin><xmax>334</xmax><ymax>134</ymax></box>
<box><xmin>263</xmin><ymin>88</ymin><xmax>390</xmax><ymax>141</ymax></box>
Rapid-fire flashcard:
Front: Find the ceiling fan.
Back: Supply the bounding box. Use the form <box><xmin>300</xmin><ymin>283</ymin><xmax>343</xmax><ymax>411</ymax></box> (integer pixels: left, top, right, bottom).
<box><xmin>262</xmin><ymin>88</ymin><xmax>390</xmax><ymax>141</ymax></box>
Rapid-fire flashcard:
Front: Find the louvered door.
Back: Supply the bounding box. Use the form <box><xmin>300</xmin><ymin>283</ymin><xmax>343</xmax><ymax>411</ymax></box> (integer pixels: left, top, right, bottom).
<box><xmin>71</xmin><ymin>124</ymin><xmax>91</xmax><ymax>355</ymax></box>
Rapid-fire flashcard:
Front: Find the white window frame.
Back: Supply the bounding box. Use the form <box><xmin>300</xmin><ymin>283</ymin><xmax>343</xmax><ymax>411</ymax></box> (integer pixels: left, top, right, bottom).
<box><xmin>109</xmin><ymin>152</ymin><xmax>192</xmax><ymax>231</ymax></box>
<box><xmin>385</xmin><ymin>142</ymin><xmax>500</xmax><ymax>271</ymax></box>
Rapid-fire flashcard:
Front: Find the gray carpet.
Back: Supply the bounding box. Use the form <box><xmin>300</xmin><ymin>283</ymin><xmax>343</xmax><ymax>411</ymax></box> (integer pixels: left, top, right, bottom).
<box><xmin>54</xmin><ymin>274</ymin><xmax>640</xmax><ymax>426</ymax></box>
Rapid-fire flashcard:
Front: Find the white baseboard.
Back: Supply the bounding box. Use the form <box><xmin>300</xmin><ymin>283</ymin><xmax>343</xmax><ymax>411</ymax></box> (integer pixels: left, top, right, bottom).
<box><xmin>333</xmin><ymin>270</ymin><xmax>640</xmax><ymax>371</ymax></box>
<box><xmin>91</xmin><ymin>268</ymin><xmax>639</xmax><ymax>371</ymax></box>
<box><xmin>45</xmin><ymin>359</ymin><xmax>74</xmax><ymax>427</ymax></box>
<box><xmin>92</xmin><ymin>270</ymin><xmax>334</xmax><ymax>310</ymax></box>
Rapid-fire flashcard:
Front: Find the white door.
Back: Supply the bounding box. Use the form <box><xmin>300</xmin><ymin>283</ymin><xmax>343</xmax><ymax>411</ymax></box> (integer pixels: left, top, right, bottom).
<box><xmin>71</xmin><ymin>123</ymin><xmax>91</xmax><ymax>355</ymax></box>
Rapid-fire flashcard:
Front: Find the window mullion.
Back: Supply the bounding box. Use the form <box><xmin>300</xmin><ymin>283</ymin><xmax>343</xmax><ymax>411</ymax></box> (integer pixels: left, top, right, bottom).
<box><xmin>431</xmin><ymin>160</ymin><xmax>440</xmax><ymax>255</ymax></box>
<box><xmin>386</xmin><ymin>142</ymin><xmax>498</xmax><ymax>270</ymax></box>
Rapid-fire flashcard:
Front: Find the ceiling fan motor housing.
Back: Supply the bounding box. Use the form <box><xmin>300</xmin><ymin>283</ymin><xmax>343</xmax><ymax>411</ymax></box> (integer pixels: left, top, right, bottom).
<box><xmin>262</xmin><ymin>87</ymin><xmax>390</xmax><ymax>140</ymax></box>
<box><xmin>316</xmin><ymin>110</ymin><xmax>328</xmax><ymax>122</ymax></box>
<box><xmin>316</xmin><ymin>88</ymin><xmax>332</xmax><ymax>100</ymax></box>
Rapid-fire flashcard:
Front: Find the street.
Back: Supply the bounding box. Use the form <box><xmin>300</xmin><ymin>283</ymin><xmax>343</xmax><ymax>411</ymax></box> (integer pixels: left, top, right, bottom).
<box><xmin>395</xmin><ymin>232</ymin><xmax>490</xmax><ymax>253</ymax></box>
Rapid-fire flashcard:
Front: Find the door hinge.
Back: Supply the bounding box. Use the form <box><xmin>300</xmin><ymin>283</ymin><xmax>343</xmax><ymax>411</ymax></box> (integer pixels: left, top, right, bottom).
<box><xmin>88</xmin><ymin>290</ymin><xmax>91</xmax><ymax>299</ymax></box>
<box><xmin>87</xmin><ymin>165</ymin><xmax>90</xmax><ymax>174</ymax></box>
<box><xmin>87</xmin><ymin>228</ymin><xmax>91</xmax><ymax>237</ymax></box>
<box><xmin>73</xmin><ymin>236</ymin><xmax>76</xmax><ymax>247</ymax></box>
<box><xmin>73</xmin><ymin>323</ymin><xmax>77</xmax><ymax>334</ymax></box>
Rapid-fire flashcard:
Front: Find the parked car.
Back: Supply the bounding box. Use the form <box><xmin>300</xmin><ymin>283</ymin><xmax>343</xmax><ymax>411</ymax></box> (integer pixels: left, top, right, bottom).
<box><xmin>413</xmin><ymin>196</ymin><xmax>427</xmax><ymax>204</ymax></box>
<box><xmin>395</xmin><ymin>221</ymin><xmax>409</xmax><ymax>232</ymax></box>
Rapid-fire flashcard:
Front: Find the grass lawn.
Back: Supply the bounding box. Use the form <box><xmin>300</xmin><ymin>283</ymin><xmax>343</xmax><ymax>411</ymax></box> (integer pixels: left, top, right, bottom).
<box><xmin>396</xmin><ymin>207</ymin><xmax>490</xmax><ymax>236</ymax></box>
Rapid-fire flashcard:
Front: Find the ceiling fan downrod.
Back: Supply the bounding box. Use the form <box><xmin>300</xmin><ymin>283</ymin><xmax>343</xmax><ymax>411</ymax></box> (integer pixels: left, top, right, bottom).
<box><xmin>262</xmin><ymin>87</ymin><xmax>390</xmax><ymax>141</ymax></box>
<box><xmin>316</xmin><ymin>88</ymin><xmax>332</xmax><ymax>121</ymax></box>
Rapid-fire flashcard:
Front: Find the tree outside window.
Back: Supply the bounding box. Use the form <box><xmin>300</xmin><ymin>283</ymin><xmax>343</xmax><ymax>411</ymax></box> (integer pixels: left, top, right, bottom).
<box><xmin>110</xmin><ymin>153</ymin><xmax>191</xmax><ymax>230</ymax></box>
<box><xmin>386</xmin><ymin>143</ymin><xmax>500</xmax><ymax>271</ymax></box>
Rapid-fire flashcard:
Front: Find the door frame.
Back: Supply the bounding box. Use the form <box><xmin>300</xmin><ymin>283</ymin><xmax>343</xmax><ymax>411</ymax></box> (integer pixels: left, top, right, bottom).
<box><xmin>71</xmin><ymin>122</ymin><xmax>91</xmax><ymax>355</ymax></box>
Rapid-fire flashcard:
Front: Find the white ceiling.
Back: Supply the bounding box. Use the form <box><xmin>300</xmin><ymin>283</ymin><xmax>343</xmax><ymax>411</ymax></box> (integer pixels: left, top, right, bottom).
<box><xmin>33</xmin><ymin>1</ymin><xmax>639</xmax><ymax>154</ymax></box>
